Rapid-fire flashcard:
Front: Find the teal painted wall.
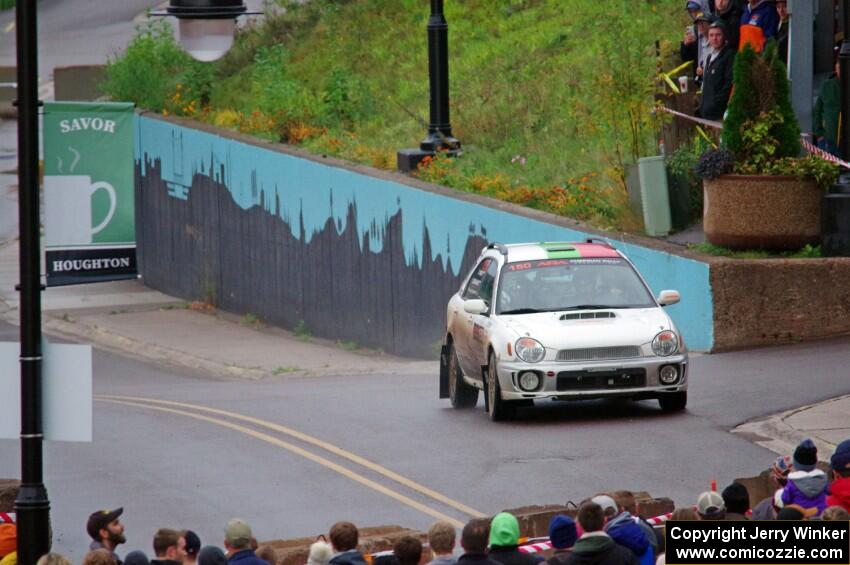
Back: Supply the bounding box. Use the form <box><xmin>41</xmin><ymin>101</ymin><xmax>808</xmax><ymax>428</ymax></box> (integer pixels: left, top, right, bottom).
<box><xmin>135</xmin><ymin>116</ymin><xmax>714</xmax><ymax>352</ymax></box>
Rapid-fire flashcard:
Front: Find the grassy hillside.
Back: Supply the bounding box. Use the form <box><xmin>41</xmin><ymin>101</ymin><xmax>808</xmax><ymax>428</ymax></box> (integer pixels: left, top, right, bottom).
<box><xmin>106</xmin><ymin>0</ymin><xmax>686</xmax><ymax>229</ymax></box>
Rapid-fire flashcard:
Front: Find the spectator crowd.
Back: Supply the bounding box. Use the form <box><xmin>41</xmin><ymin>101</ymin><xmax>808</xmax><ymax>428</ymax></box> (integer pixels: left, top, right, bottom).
<box><xmin>0</xmin><ymin>438</ymin><xmax>849</xmax><ymax>565</ymax></box>
<box><xmin>677</xmin><ymin>0</ymin><xmax>841</xmax><ymax>158</ymax></box>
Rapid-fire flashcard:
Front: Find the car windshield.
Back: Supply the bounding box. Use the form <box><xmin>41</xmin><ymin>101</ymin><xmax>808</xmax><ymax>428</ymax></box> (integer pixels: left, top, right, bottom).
<box><xmin>496</xmin><ymin>258</ymin><xmax>656</xmax><ymax>314</ymax></box>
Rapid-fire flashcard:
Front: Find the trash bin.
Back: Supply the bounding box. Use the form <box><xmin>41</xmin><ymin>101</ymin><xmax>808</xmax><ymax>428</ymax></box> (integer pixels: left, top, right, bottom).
<box><xmin>666</xmin><ymin>169</ymin><xmax>693</xmax><ymax>231</ymax></box>
<box><xmin>822</xmin><ymin>180</ymin><xmax>850</xmax><ymax>257</ymax></box>
<box><xmin>638</xmin><ymin>156</ymin><xmax>672</xmax><ymax>237</ymax></box>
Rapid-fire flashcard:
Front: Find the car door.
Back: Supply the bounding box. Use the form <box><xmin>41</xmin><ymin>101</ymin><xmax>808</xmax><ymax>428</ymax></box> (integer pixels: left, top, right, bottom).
<box><xmin>468</xmin><ymin>259</ymin><xmax>499</xmax><ymax>373</ymax></box>
<box><xmin>454</xmin><ymin>257</ymin><xmax>492</xmax><ymax>378</ymax></box>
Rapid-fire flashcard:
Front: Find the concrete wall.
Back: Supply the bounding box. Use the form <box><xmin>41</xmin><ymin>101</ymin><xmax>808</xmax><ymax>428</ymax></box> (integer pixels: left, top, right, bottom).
<box><xmin>53</xmin><ymin>65</ymin><xmax>107</xmax><ymax>101</ymax></box>
<box><xmin>134</xmin><ymin>114</ymin><xmax>714</xmax><ymax>357</ymax></box>
<box><xmin>711</xmin><ymin>257</ymin><xmax>850</xmax><ymax>350</ymax></box>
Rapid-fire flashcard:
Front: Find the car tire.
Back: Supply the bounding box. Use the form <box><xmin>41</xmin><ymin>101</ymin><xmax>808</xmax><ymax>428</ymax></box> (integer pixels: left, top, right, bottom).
<box><xmin>486</xmin><ymin>352</ymin><xmax>514</xmax><ymax>421</ymax></box>
<box><xmin>448</xmin><ymin>342</ymin><xmax>478</xmax><ymax>408</ymax></box>
<box><xmin>658</xmin><ymin>391</ymin><xmax>687</xmax><ymax>412</ymax></box>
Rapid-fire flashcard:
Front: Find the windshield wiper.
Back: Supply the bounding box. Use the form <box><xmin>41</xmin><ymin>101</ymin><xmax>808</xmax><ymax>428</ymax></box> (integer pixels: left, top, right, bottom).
<box><xmin>499</xmin><ymin>308</ymin><xmax>546</xmax><ymax>315</ymax></box>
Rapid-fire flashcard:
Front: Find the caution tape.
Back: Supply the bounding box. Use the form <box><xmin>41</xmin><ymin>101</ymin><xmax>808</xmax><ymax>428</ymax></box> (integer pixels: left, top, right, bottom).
<box><xmin>0</xmin><ymin>512</ymin><xmax>14</xmax><ymax>524</ymax></box>
<box><xmin>659</xmin><ymin>106</ymin><xmax>723</xmax><ymax>130</ymax></box>
<box><xmin>517</xmin><ymin>513</ymin><xmax>673</xmax><ymax>554</ymax></box>
<box><xmin>660</xmin><ymin>61</ymin><xmax>694</xmax><ymax>94</ymax></box>
<box><xmin>519</xmin><ymin>541</ymin><xmax>554</xmax><ymax>554</ymax></box>
<box><xmin>659</xmin><ymin>106</ymin><xmax>850</xmax><ymax>169</ymax></box>
<box><xmin>800</xmin><ymin>138</ymin><xmax>850</xmax><ymax>169</ymax></box>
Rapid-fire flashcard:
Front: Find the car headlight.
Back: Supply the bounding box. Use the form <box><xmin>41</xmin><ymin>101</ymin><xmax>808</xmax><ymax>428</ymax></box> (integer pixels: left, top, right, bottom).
<box><xmin>652</xmin><ymin>330</ymin><xmax>679</xmax><ymax>357</ymax></box>
<box><xmin>518</xmin><ymin>371</ymin><xmax>541</xmax><ymax>391</ymax></box>
<box><xmin>515</xmin><ymin>337</ymin><xmax>545</xmax><ymax>363</ymax></box>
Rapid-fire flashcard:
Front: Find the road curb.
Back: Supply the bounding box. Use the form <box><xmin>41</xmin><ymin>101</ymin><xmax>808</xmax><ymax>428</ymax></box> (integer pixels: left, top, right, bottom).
<box><xmin>731</xmin><ymin>396</ymin><xmax>850</xmax><ymax>461</ymax></box>
<box><xmin>38</xmin><ymin>312</ymin><xmax>273</xmax><ymax>380</ymax></box>
<box><xmin>0</xmin><ymin>305</ymin><xmax>430</xmax><ymax>380</ymax></box>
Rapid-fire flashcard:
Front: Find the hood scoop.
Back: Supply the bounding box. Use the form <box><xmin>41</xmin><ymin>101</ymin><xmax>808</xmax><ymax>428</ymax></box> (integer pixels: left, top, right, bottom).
<box><xmin>560</xmin><ymin>311</ymin><xmax>615</xmax><ymax>321</ymax></box>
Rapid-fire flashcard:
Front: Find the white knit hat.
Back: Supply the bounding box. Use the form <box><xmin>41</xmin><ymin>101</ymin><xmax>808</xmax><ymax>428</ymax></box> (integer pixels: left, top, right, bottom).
<box><xmin>307</xmin><ymin>540</ymin><xmax>333</xmax><ymax>565</ymax></box>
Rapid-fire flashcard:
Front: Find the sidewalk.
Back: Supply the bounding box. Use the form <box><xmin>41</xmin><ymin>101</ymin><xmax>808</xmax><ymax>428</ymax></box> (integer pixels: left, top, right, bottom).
<box><xmin>733</xmin><ymin>395</ymin><xmax>850</xmax><ymax>463</ymax></box>
<box><xmin>0</xmin><ymin>240</ymin><xmax>434</xmax><ymax>380</ymax></box>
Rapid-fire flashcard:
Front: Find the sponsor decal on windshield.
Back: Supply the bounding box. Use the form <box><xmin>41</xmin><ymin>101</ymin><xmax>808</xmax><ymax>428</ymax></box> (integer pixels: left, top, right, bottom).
<box><xmin>507</xmin><ymin>258</ymin><xmax>622</xmax><ymax>271</ymax></box>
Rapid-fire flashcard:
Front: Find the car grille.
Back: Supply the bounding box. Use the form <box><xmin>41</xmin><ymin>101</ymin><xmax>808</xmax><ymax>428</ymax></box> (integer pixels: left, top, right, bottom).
<box><xmin>557</xmin><ymin>368</ymin><xmax>646</xmax><ymax>391</ymax></box>
<box><xmin>556</xmin><ymin>346</ymin><xmax>641</xmax><ymax>362</ymax></box>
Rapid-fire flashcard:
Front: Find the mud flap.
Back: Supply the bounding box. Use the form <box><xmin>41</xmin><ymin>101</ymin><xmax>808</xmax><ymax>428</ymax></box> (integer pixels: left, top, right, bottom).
<box><xmin>481</xmin><ymin>365</ymin><xmax>489</xmax><ymax>411</ymax></box>
<box><xmin>439</xmin><ymin>344</ymin><xmax>450</xmax><ymax>398</ymax></box>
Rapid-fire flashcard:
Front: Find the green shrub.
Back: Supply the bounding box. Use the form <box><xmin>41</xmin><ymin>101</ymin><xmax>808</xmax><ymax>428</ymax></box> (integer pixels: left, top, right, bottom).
<box><xmin>723</xmin><ymin>42</ymin><xmax>800</xmax><ymax>163</ymax></box>
<box><xmin>102</xmin><ymin>20</ymin><xmax>194</xmax><ymax>111</ymax></box>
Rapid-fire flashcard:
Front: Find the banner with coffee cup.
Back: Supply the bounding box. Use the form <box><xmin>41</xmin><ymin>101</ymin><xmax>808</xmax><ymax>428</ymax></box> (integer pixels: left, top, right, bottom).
<box><xmin>43</xmin><ymin>102</ymin><xmax>136</xmax><ymax>286</ymax></box>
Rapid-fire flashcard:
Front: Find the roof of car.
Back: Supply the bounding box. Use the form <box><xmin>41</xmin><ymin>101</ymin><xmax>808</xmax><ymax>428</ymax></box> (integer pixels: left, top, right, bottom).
<box><xmin>489</xmin><ymin>241</ymin><xmax>622</xmax><ymax>262</ymax></box>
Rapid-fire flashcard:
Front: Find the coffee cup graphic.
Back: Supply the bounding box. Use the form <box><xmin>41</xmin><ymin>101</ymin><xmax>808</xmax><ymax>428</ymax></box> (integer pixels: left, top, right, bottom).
<box><xmin>44</xmin><ymin>175</ymin><xmax>117</xmax><ymax>246</ymax></box>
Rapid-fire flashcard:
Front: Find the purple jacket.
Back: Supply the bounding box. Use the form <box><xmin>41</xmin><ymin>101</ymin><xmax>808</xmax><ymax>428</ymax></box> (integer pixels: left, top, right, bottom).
<box><xmin>781</xmin><ymin>470</ymin><xmax>828</xmax><ymax>515</ymax></box>
<box><xmin>740</xmin><ymin>1</ymin><xmax>779</xmax><ymax>40</ymax></box>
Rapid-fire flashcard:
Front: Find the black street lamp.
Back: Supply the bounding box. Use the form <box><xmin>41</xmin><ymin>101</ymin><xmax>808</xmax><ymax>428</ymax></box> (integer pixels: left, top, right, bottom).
<box><xmin>13</xmin><ymin>3</ymin><xmax>251</xmax><ymax>563</ymax></box>
<box><xmin>397</xmin><ymin>0</ymin><xmax>461</xmax><ymax>172</ymax></box>
<box><xmin>14</xmin><ymin>1</ymin><xmax>50</xmax><ymax>563</ymax></box>
<box><xmin>152</xmin><ymin>0</ymin><xmax>261</xmax><ymax>62</ymax></box>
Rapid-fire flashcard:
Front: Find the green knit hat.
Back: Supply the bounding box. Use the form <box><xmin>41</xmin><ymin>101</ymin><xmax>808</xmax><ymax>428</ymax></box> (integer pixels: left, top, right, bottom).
<box><xmin>489</xmin><ymin>512</ymin><xmax>520</xmax><ymax>547</ymax></box>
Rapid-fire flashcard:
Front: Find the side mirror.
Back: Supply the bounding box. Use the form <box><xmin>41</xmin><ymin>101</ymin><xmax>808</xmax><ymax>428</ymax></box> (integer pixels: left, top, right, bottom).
<box><xmin>464</xmin><ymin>299</ymin><xmax>489</xmax><ymax>315</ymax></box>
<box><xmin>657</xmin><ymin>290</ymin><xmax>680</xmax><ymax>307</ymax></box>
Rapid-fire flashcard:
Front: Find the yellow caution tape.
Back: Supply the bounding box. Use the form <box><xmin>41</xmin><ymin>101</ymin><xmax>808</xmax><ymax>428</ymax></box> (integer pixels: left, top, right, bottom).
<box><xmin>695</xmin><ymin>126</ymin><xmax>718</xmax><ymax>148</ymax></box>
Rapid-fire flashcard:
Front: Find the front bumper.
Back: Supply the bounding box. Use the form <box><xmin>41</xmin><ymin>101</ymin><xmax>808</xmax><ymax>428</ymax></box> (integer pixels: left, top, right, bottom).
<box><xmin>496</xmin><ymin>354</ymin><xmax>688</xmax><ymax>401</ymax></box>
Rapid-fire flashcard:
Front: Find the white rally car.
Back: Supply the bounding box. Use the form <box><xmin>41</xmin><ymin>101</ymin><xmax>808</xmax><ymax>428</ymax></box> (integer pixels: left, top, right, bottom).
<box><xmin>439</xmin><ymin>241</ymin><xmax>688</xmax><ymax>421</ymax></box>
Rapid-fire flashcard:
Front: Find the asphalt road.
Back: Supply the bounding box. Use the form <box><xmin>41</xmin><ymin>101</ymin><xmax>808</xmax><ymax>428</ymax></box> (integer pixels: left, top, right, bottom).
<box><xmin>0</xmin><ymin>0</ymin><xmax>162</xmax><ymax>79</ymax></box>
<box><xmin>2</xmin><ymin>320</ymin><xmax>850</xmax><ymax>561</ymax></box>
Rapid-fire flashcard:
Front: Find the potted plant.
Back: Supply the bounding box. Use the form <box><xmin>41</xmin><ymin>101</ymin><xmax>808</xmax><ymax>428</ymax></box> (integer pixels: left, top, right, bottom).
<box><xmin>694</xmin><ymin>42</ymin><xmax>838</xmax><ymax>251</ymax></box>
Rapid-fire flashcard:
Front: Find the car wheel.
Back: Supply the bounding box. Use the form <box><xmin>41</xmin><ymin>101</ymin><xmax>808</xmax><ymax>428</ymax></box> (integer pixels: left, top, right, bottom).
<box><xmin>448</xmin><ymin>342</ymin><xmax>478</xmax><ymax>408</ymax></box>
<box><xmin>658</xmin><ymin>391</ymin><xmax>687</xmax><ymax>412</ymax></box>
<box><xmin>486</xmin><ymin>352</ymin><xmax>514</xmax><ymax>421</ymax></box>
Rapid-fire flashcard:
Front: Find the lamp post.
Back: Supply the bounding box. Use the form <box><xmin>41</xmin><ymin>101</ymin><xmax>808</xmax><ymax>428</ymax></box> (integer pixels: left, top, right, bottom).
<box><xmin>11</xmin><ymin>3</ymin><xmax>251</xmax><ymax>563</ymax></box>
<box><xmin>397</xmin><ymin>0</ymin><xmax>461</xmax><ymax>172</ymax></box>
<box><xmin>14</xmin><ymin>0</ymin><xmax>51</xmax><ymax>562</ymax></box>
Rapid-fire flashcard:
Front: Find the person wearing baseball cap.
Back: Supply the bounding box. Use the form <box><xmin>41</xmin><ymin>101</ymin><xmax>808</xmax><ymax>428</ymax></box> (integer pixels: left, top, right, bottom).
<box><xmin>827</xmin><ymin>439</ymin><xmax>850</xmax><ymax>512</ymax></box>
<box><xmin>698</xmin><ymin>18</ymin><xmax>733</xmax><ymax>121</ymax></box>
<box><xmin>87</xmin><ymin>507</ymin><xmax>126</xmax><ymax>564</ymax></box>
<box><xmin>223</xmin><ymin>519</ymin><xmax>266</xmax><ymax>565</ymax></box>
<box><xmin>696</xmin><ymin>491</ymin><xmax>725</xmax><ymax>520</ymax></box>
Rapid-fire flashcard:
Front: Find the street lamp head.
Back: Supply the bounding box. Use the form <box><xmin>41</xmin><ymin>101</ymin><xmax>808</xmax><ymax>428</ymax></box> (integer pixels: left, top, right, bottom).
<box><xmin>178</xmin><ymin>18</ymin><xmax>236</xmax><ymax>62</ymax></box>
<box><xmin>151</xmin><ymin>0</ymin><xmax>261</xmax><ymax>62</ymax></box>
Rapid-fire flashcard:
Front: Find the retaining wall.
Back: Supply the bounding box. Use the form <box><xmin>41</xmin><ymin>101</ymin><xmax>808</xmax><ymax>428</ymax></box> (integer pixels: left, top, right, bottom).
<box><xmin>135</xmin><ymin>114</ymin><xmax>714</xmax><ymax>357</ymax></box>
<box><xmin>711</xmin><ymin>258</ymin><xmax>850</xmax><ymax>350</ymax></box>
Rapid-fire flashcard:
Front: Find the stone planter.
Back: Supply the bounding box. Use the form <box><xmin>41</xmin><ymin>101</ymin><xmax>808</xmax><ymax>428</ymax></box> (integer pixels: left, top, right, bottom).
<box><xmin>703</xmin><ymin>175</ymin><xmax>821</xmax><ymax>250</ymax></box>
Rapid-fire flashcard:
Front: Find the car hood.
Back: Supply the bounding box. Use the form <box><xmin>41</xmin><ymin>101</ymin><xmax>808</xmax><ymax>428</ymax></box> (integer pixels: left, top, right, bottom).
<box><xmin>499</xmin><ymin>308</ymin><xmax>672</xmax><ymax>348</ymax></box>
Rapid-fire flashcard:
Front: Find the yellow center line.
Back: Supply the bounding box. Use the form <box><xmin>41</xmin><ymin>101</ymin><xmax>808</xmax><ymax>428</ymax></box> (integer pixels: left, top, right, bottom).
<box><xmin>3</xmin><ymin>22</ymin><xmax>14</xmax><ymax>34</ymax></box>
<box><xmin>97</xmin><ymin>394</ymin><xmax>485</xmax><ymax>518</ymax></box>
<box><xmin>99</xmin><ymin>398</ymin><xmax>465</xmax><ymax>528</ymax></box>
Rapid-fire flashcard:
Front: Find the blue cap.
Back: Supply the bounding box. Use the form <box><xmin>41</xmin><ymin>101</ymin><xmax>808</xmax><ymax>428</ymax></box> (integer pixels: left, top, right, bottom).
<box><xmin>549</xmin><ymin>515</ymin><xmax>577</xmax><ymax>549</ymax></box>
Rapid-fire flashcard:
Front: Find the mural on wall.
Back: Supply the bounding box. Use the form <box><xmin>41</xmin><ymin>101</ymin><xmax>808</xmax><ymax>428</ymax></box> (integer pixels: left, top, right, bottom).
<box><xmin>136</xmin><ymin>116</ymin><xmax>714</xmax><ymax>357</ymax></box>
